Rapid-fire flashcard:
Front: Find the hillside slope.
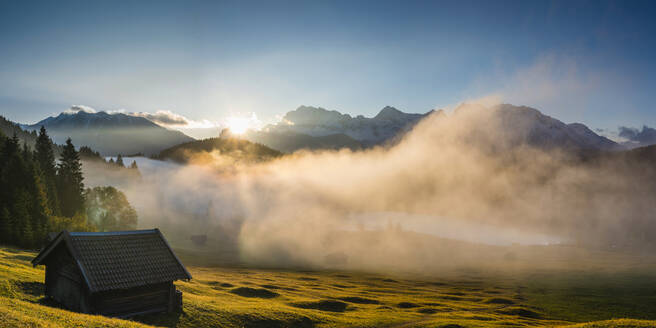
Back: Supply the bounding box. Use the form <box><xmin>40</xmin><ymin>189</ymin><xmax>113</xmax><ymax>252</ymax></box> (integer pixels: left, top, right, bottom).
<box><xmin>0</xmin><ymin>115</ymin><xmax>63</xmax><ymax>155</ymax></box>
<box><xmin>0</xmin><ymin>115</ymin><xmax>38</xmax><ymax>146</ymax></box>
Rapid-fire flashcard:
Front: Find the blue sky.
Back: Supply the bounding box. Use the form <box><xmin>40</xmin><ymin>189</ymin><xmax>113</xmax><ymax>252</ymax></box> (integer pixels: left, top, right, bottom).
<box><xmin>1</xmin><ymin>0</ymin><xmax>655</xmax><ymax>136</ymax></box>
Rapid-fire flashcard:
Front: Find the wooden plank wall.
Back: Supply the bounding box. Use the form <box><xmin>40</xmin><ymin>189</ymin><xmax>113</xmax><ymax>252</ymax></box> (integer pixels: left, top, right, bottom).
<box><xmin>44</xmin><ymin>244</ymin><xmax>89</xmax><ymax>312</ymax></box>
<box><xmin>91</xmin><ymin>282</ymin><xmax>171</xmax><ymax>317</ymax></box>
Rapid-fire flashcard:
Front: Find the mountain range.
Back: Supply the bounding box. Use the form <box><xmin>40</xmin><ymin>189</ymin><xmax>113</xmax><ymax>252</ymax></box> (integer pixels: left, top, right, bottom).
<box><xmin>22</xmin><ymin>110</ymin><xmax>194</xmax><ymax>156</ymax></box>
<box><xmin>242</xmin><ymin>105</ymin><xmax>432</xmax><ymax>152</ymax></box>
<box><xmin>445</xmin><ymin>103</ymin><xmax>620</xmax><ymax>152</ymax></box>
<box><xmin>6</xmin><ymin>103</ymin><xmax>649</xmax><ymax>156</ymax></box>
<box><xmin>242</xmin><ymin>104</ymin><xmax>620</xmax><ymax>153</ymax></box>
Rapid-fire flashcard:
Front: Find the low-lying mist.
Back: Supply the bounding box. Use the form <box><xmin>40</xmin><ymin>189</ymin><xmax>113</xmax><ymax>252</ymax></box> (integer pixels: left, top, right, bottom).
<box><xmin>84</xmin><ymin>103</ymin><xmax>656</xmax><ymax>274</ymax></box>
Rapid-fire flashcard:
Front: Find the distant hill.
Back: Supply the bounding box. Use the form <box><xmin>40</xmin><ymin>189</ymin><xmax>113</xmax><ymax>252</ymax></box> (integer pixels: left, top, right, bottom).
<box><xmin>243</xmin><ymin>131</ymin><xmax>363</xmax><ymax>153</ymax></box>
<box><xmin>24</xmin><ymin>109</ymin><xmax>194</xmax><ymax>156</ymax></box>
<box><xmin>154</xmin><ymin>135</ymin><xmax>283</xmax><ymax>164</ymax></box>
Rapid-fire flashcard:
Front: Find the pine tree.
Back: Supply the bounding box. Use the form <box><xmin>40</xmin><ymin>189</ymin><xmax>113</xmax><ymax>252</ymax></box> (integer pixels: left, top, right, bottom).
<box><xmin>35</xmin><ymin>126</ymin><xmax>60</xmax><ymax>216</ymax></box>
<box><xmin>28</xmin><ymin>164</ymin><xmax>50</xmax><ymax>244</ymax></box>
<box><xmin>2</xmin><ymin>133</ymin><xmax>19</xmax><ymax>159</ymax></box>
<box><xmin>19</xmin><ymin>142</ymin><xmax>50</xmax><ymax>244</ymax></box>
<box><xmin>13</xmin><ymin>191</ymin><xmax>31</xmax><ymax>247</ymax></box>
<box><xmin>35</xmin><ymin>127</ymin><xmax>55</xmax><ymax>173</ymax></box>
<box><xmin>20</xmin><ymin>217</ymin><xmax>34</xmax><ymax>249</ymax></box>
<box><xmin>21</xmin><ymin>142</ymin><xmax>30</xmax><ymax>159</ymax></box>
<box><xmin>130</xmin><ymin>160</ymin><xmax>138</xmax><ymax>169</ymax></box>
<box><xmin>0</xmin><ymin>207</ymin><xmax>10</xmax><ymax>245</ymax></box>
<box><xmin>57</xmin><ymin>138</ymin><xmax>85</xmax><ymax>217</ymax></box>
<box><xmin>116</xmin><ymin>154</ymin><xmax>124</xmax><ymax>167</ymax></box>
<box><xmin>0</xmin><ymin>136</ymin><xmax>9</xmax><ymax>213</ymax></box>
<box><xmin>0</xmin><ymin>134</ymin><xmax>23</xmax><ymax>245</ymax></box>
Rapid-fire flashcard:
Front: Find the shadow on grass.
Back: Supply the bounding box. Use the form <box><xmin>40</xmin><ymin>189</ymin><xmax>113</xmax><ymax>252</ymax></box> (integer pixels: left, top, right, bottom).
<box><xmin>234</xmin><ymin>315</ymin><xmax>315</xmax><ymax>328</ymax></box>
<box><xmin>1</xmin><ymin>247</ymin><xmax>22</xmax><ymax>254</ymax></box>
<box><xmin>484</xmin><ymin>297</ymin><xmax>515</xmax><ymax>305</ymax></box>
<box><xmin>338</xmin><ymin>296</ymin><xmax>380</xmax><ymax>304</ymax></box>
<box><xmin>14</xmin><ymin>281</ymin><xmax>44</xmax><ymax>297</ymax></box>
<box><xmin>137</xmin><ymin>309</ymin><xmax>316</xmax><ymax>328</ymax></box>
<box><xmin>132</xmin><ymin>309</ymin><xmax>184</xmax><ymax>327</ymax></box>
<box><xmin>36</xmin><ymin>296</ymin><xmax>67</xmax><ymax>310</ymax></box>
<box><xmin>397</xmin><ymin>302</ymin><xmax>420</xmax><ymax>308</ymax></box>
<box><xmin>10</xmin><ymin>254</ymin><xmax>34</xmax><ymax>262</ymax></box>
<box><xmin>291</xmin><ymin>300</ymin><xmax>348</xmax><ymax>312</ymax></box>
<box><xmin>230</xmin><ymin>287</ymin><xmax>279</xmax><ymax>298</ymax></box>
<box><xmin>496</xmin><ymin>307</ymin><xmax>542</xmax><ymax>319</ymax></box>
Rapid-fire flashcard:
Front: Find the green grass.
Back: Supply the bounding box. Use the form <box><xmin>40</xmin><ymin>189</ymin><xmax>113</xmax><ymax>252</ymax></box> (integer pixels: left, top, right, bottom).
<box><xmin>523</xmin><ymin>269</ymin><xmax>656</xmax><ymax>323</ymax></box>
<box><xmin>2</xmin><ymin>245</ymin><xmax>656</xmax><ymax>328</ymax></box>
<box><xmin>562</xmin><ymin>319</ymin><xmax>656</xmax><ymax>328</ymax></box>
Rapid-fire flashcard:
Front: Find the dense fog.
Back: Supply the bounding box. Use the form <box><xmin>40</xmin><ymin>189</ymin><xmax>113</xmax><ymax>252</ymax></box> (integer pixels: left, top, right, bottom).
<box><xmin>84</xmin><ymin>103</ymin><xmax>656</xmax><ymax>273</ymax></box>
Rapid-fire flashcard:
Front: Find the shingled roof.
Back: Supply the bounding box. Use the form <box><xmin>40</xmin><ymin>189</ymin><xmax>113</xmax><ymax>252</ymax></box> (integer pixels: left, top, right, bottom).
<box><xmin>32</xmin><ymin>229</ymin><xmax>192</xmax><ymax>293</ymax></box>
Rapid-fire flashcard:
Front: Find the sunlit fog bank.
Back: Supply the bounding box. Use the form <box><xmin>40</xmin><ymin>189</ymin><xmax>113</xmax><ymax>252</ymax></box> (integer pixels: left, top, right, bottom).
<box><xmin>83</xmin><ymin>103</ymin><xmax>656</xmax><ymax>273</ymax></box>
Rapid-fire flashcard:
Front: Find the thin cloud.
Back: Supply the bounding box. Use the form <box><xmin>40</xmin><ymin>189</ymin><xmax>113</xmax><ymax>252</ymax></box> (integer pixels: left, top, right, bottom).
<box><xmin>618</xmin><ymin>125</ymin><xmax>656</xmax><ymax>146</ymax></box>
<box><xmin>130</xmin><ymin>110</ymin><xmax>190</xmax><ymax>126</ymax></box>
<box><xmin>128</xmin><ymin>110</ymin><xmax>222</xmax><ymax>130</ymax></box>
<box><xmin>467</xmin><ymin>54</ymin><xmax>607</xmax><ymax>123</ymax></box>
<box><xmin>64</xmin><ymin>105</ymin><xmax>97</xmax><ymax>114</ymax></box>
<box><xmin>593</xmin><ymin>126</ymin><xmax>656</xmax><ymax>147</ymax></box>
<box><xmin>62</xmin><ymin>106</ymin><xmax>220</xmax><ymax>130</ymax></box>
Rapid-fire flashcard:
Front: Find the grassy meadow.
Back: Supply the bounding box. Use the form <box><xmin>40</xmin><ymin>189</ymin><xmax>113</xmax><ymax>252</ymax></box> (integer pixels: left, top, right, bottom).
<box><xmin>2</xmin><ymin>245</ymin><xmax>656</xmax><ymax>328</ymax></box>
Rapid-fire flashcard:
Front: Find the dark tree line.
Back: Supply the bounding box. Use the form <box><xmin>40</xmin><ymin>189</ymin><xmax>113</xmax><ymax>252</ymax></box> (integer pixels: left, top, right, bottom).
<box><xmin>0</xmin><ymin>127</ymin><xmax>138</xmax><ymax>248</ymax></box>
<box><xmin>79</xmin><ymin>146</ymin><xmax>139</xmax><ymax>171</ymax></box>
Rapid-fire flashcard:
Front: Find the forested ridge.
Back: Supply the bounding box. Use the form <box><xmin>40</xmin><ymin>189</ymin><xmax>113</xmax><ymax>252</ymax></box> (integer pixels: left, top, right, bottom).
<box><xmin>153</xmin><ymin>135</ymin><xmax>283</xmax><ymax>164</ymax></box>
<box><xmin>0</xmin><ymin>115</ymin><xmax>62</xmax><ymax>155</ymax></box>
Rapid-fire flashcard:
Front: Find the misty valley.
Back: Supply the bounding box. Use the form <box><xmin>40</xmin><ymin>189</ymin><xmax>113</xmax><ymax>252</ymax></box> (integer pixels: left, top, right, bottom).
<box><xmin>2</xmin><ymin>102</ymin><xmax>656</xmax><ymax>327</ymax></box>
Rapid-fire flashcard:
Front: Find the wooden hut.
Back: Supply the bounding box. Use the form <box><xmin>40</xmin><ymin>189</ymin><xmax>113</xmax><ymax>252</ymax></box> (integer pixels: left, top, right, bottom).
<box><xmin>32</xmin><ymin>229</ymin><xmax>192</xmax><ymax>317</ymax></box>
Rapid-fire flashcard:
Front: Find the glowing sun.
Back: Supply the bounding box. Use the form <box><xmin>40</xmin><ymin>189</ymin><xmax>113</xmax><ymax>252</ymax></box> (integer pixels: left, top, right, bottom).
<box><xmin>226</xmin><ymin>116</ymin><xmax>251</xmax><ymax>134</ymax></box>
